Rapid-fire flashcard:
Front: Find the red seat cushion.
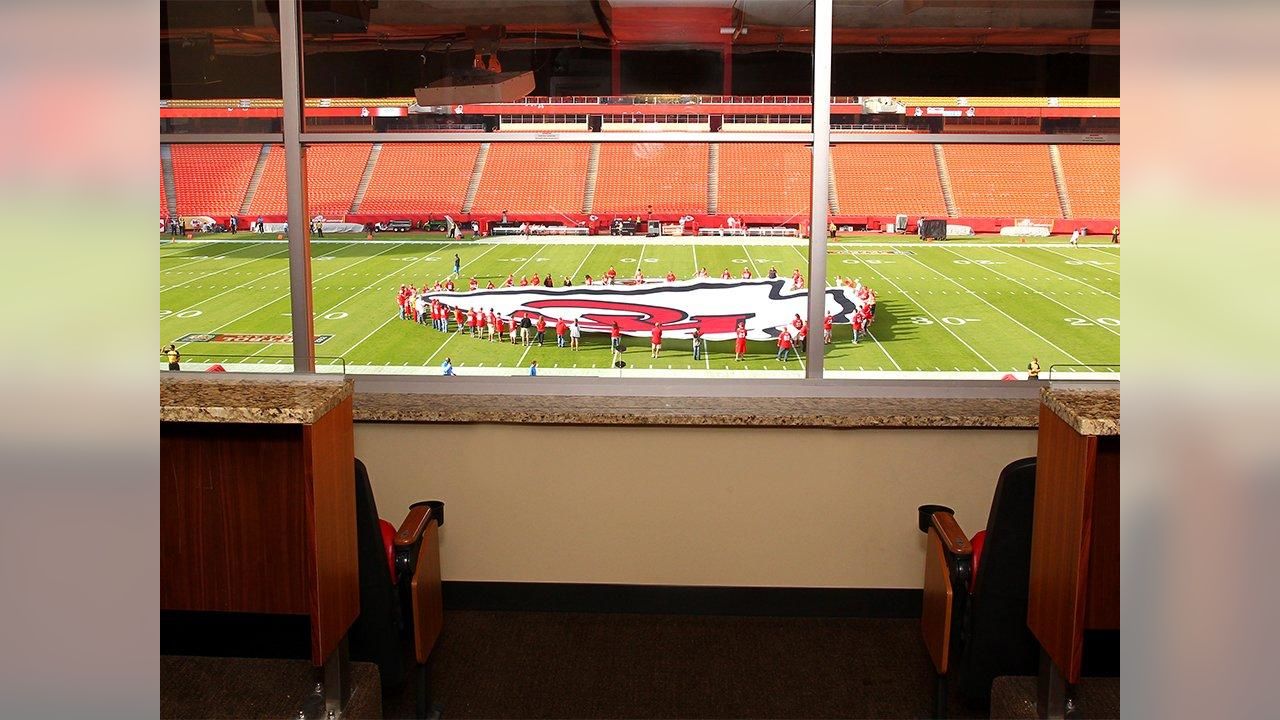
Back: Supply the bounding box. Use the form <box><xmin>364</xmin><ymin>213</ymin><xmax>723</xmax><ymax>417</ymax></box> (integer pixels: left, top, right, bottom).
<box><xmin>378</xmin><ymin>518</ymin><xmax>397</xmax><ymax>580</ymax></box>
<box><xmin>968</xmin><ymin>530</ymin><xmax>986</xmax><ymax>593</ymax></box>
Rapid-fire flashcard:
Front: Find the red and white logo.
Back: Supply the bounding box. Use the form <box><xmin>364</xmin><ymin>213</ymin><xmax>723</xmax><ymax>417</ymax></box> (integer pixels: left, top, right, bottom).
<box><xmin>425</xmin><ymin>280</ymin><xmax>867</xmax><ymax>340</ymax></box>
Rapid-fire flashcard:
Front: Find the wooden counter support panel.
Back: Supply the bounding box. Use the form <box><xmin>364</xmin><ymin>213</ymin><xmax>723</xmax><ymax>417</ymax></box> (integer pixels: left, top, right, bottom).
<box><xmin>161</xmin><ymin>421</ymin><xmax>311</xmax><ymax>615</ymax></box>
<box><xmin>1085</xmin><ymin>436</ymin><xmax>1120</xmax><ymax>630</ymax></box>
<box><xmin>161</xmin><ymin>375</ymin><xmax>359</xmax><ymax>667</ymax></box>
<box><xmin>1024</xmin><ymin>399</ymin><xmax>1116</xmax><ymax>681</ymax></box>
<box><xmin>304</xmin><ymin>396</ymin><xmax>360</xmax><ymax>666</ymax></box>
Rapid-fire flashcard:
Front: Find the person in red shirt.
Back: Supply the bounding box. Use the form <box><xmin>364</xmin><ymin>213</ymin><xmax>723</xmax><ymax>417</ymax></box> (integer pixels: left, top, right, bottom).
<box><xmin>791</xmin><ymin>269</ymin><xmax>804</xmax><ymax>289</ymax></box>
<box><xmin>519</xmin><ymin>277</ymin><xmax>529</xmax><ymax>287</ymax></box>
<box><xmin>852</xmin><ymin>312</ymin><xmax>865</xmax><ymax>344</ymax></box>
<box><xmin>467</xmin><ymin>308</ymin><xmax>479</xmax><ymax>337</ymax></box>
<box><xmin>531</xmin><ymin>272</ymin><xmax>541</xmax><ymax>286</ymax></box>
<box><xmin>633</xmin><ymin>269</ymin><xmax>644</xmax><ymax>284</ymax></box>
<box><xmin>741</xmin><ymin>267</ymin><xmax>753</xmax><ymax>279</ymax></box>
<box><xmin>584</xmin><ymin>274</ymin><xmax>594</xmax><ymax>285</ymax></box>
<box><xmin>734</xmin><ymin>321</ymin><xmax>747</xmax><ymax>361</ymax></box>
<box><xmin>488</xmin><ymin>309</ymin><xmax>498</xmax><ymax>341</ymax></box>
<box><xmin>721</xmin><ymin>268</ymin><xmax>732</xmax><ymax>280</ymax></box>
<box><xmin>796</xmin><ymin>321</ymin><xmax>809</xmax><ymax>353</ymax></box>
<box><xmin>823</xmin><ymin>313</ymin><xmax>833</xmax><ymax>345</ymax></box>
<box><xmin>610</xmin><ymin>321</ymin><xmax>622</xmax><ymax>353</ymax></box>
<box><xmin>605</xmin><ymin>266</ymin><xmax>617</xmax><ymax>284</ymax></box>
<box><xmin>444</xmin><ymin>278</ymin><xmax>455</xmax><ymax>292</ymax></box>
<box><xmin>665</xmin><ymin>271</ymin><xmax>676</xmax><ymax>282</ymax></box>
<box><xmin>504</xmin><ymin>274</ymin><xmax>514</xmax><ymax>287</ymax></box>
<box><xmin>791</xmin><ymin>314</ymin><xmax>803</xmax><ymax>333</ymax></box>
<box><xmin>453</xmin><ymin>307</ymin><xmax>464</xmax><ymax>332</ymax></box>
<box><xmin>535</xmin><ymin>315</ymin><xmax>547</xmax><ymax>346</ymax></box>
<box><xmin>650</xmin><ymin>322</ymin><xmax>663</xmax><ymax>358</ymax></box>
<box><xmin>507</xmin><ymin>315</ymin><xmax>518</xmax><ymax>343</ymax></box>
<box><xmin>776</xmin><ymin>328</ymin><xmax>794</xmax><ymax>361</ymax></box>
<box><xmin>429</xmin><ymin>301</ymin><xmax>439</xmax><ymax>331</ymax></box>
<box><xmin>469</xmin><ymin>277</ymin><xmax>478</xmax><ymax>291</ymax></box>
<box><xmin>486</xmin><ymin>280</ymin><xmax>495</xmax><ymax>290</ymax></box>
<box><xmin>555</xmin><ymin>317</ymin><xmax>568</xmax><ymax>348</ymax></box>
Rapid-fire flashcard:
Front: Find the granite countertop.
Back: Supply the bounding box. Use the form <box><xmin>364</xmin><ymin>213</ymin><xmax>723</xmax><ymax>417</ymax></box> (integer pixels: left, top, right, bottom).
<box><xmin>353</xmin><ymin>393</ymin><xmax>1040</xmax><ymax>429</ymax></box>
<box><xmin>161</xmin><ymin>374</ymin><xmax>354</xmax><ymax>424</ymax></box>
<box><xmin>1041</xmin><ymin>387</ymin><xmax>1119</xmax><ymax>436</ymax></box>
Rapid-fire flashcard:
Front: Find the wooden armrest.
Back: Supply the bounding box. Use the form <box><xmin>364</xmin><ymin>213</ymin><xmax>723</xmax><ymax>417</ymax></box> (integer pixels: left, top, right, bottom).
<box><xmin>394</xmin><ymin>505</ymin><xmax>434</xmax><ymax>548</ymax></box>
<box><xmin>930</xmin><ymin>512</ymin><xmax>972</xmax><ymax>556</ymax></box>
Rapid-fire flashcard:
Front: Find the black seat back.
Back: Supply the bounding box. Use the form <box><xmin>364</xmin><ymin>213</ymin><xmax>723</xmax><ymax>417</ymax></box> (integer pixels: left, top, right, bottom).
<box><xmin>957</xmin><ymin>457</ymin><xmax>1040</xmax><ymax>702</ymax></box>
<box><xmin>348</xmin><ymin>458</ymin><xmax>406</xmax><ymax>687</ymax></box>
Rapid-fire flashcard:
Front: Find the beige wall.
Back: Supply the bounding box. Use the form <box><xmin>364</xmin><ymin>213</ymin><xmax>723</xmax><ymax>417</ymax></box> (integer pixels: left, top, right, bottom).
<box><xmin>356</xmin><ymin>423</ymin><xmax>1037</xmax><ymax>589</ymax></box>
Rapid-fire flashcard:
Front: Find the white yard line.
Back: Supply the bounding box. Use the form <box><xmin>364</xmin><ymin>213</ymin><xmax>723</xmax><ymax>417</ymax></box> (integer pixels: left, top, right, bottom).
<box><xmin>162</xmin><ymin>248</ymin><xmax>246</xmax><ymax>273</ymax></box>
<box><xmin>172</xmin><ymin>243</ymin><xmax>406</xmax><ymax>348</ymax></box>
<box><xmin>856</xmin><ymin>259</ymin><xmax>1000</xmax><ymax>371</ymax></box>
<box><xmin>333</xmin><ymin>244</ymin><xmax>498</xmax><ymax>360</ymax></box>
<box><xmin>741</xmin><ymin>244</ymin><xmax>763</xmax><ymax>276</ymax></box>
<box><xmin>901</xmin><ymin>252</ymin><xmax>1086</xmax><ymax>364</ymax></box>
<box><xmin>569</xmin><ymin>243</ymin><xmax>597</xmax><ymax>282</ymax></box>
<box><xmin>1018</xmin><ymin>245</ymin><xmax>1121</xmax><ymax>280</ymax></box>
<box><xmin>636</xmin><ymin>242</ymin><xmax>647</xmax><ymax>276</ymax></box>
<box><xmin>691</xmin><ymin>241</ymin><xmax>699</xmax><ymax>276</ymax></box>
<box><xmin>863</xmin><ymin>329</ymin><xmax>903</xmax><ymax>371</ymax></box>
<box><xmin>937</xmin><ymin>248</ymin><xmax>1120</xmax><ymax>337</ymax></box>
<box><xmin>422</xmin><ymin>330</ymin><xmax>462</xmax><ymax>368</ymax></box>
<box><xmin>161</xmin><ymin>247</ymin><xmax>291</xmax><ymax>291</ymax></box>
<box><xmin>163</xmin><ymin>243</ymin><xmax>361</xmax><ymax>316</ymax></box>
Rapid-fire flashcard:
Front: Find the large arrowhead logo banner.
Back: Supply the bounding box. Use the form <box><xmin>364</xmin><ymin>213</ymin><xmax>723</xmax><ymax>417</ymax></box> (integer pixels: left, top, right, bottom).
<box><xmin>424</xmin><ymin>280</ymin><xmax>867</xmax><ymax>340</ymax></box>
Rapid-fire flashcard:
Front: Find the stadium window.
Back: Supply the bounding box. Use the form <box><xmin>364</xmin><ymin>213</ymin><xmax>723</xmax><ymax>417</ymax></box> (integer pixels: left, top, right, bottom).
<box><xmin>160</xmin><ymin>0</ymin><xmax>1119</xmax><ymax>387</ymax></box>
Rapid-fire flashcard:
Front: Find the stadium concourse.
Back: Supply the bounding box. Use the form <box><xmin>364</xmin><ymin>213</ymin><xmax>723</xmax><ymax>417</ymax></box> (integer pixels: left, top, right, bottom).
<box><xmin>160</xmin><ymin>231</ymin><xmax>1120</xmax><ymax>380</ymax></box>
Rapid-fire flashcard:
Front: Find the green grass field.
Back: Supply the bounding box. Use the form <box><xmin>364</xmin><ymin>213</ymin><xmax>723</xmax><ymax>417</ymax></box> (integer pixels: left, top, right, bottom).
<box><xmin>160</xmin><ymin>232</ymin><xmax>1119</xmax><ymax>379</ymax></box>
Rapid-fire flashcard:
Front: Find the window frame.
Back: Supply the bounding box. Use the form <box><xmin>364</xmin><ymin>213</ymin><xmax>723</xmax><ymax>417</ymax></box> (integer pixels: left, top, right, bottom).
<box><xmin>159</xmin><ymin>0</ymin><xmax>1117</xmax><ymax>397</ymax></box>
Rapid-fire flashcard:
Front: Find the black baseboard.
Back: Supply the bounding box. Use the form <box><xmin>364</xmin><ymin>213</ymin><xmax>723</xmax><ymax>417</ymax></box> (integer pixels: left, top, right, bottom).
<box><xmin>442</xmin><ymin>581</ymin><xmax>922</xmax><ymax>618</ymax></box>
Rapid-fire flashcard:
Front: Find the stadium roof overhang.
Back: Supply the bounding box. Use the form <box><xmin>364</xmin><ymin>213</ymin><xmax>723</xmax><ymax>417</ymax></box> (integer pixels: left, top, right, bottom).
<box><xmin>161</xmin><ymin>0</ymin><xmax>1119</xmax><ymax>56</ymax></box>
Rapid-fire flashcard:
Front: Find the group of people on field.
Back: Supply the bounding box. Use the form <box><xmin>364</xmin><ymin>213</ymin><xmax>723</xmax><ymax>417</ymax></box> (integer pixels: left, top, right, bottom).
<box><xmin>390</xmin><ymin>259</ymin><xmax>874</xmax><ymax>368</ymax></box>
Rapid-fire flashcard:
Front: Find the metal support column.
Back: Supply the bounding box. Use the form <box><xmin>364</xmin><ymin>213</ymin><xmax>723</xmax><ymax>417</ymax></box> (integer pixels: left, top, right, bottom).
<box><xmin>804</xmin><ymin>0</ymin><xmax>833</xmax><ymax>379</ymax></box>
<box><xmin>279</xmin><ymin>0</ymin><xmax>315</xmax><ymax>372</ymax></box>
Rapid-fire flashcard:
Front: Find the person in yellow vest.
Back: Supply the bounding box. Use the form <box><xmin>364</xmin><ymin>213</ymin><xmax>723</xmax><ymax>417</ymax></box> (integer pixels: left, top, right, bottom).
<box><xmin>1027</xmin><ymin>357</ymin><xmax>1040</xmax><ymax>380</ymax></box>
<box><xmin>1111</xmin><ymin>225</ymin><xmax>1120</xmax><ymax>244</ymax></box>
<box><xmin>164</xmin><ymin>344</ymin><xmax>181</xmax><ymax>371</ymax></box>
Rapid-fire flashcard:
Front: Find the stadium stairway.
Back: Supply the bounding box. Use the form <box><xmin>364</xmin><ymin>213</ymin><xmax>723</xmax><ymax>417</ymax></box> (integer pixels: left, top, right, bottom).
<box><xmin>348</xmin><ymin>142</ymin><xmax>382</xmax><ymax>213</ymax></box>
<box><xmin>933</xmin><ymin>144</ymin><xmax>959</xmax><ymax>217</ymax></box>
<box><xmin>160</xmin><ymin>145</ymin><xmax>178</xmax><ymax>218</ymax></box>
<box><xmin>582</xmin><ymin>143</ymin><xmax>600</xmax><ymax>213</ymax></box>
<box><xmin>238</xmin><ymin>144</ymin><xmax>271</xmax><ymax>215</ymax></box>
<box><xmin>1049</xmin><ymin>145</ymin><xmax>1074</xmax><ymax>219</ymax></box>
<box><xmin>707</xmin><ymin>143</ymin><xmax>719</xmax><ymax>214</ymax></box>
<box><xmin>461</xmin><ymin>143</ymin><xmax>490</xmax><ymax>213</ymax></box>
<box><xmin>828</xmin><ymin>160</ymin><xmax>841</xmax><ymax>214</ymax></box>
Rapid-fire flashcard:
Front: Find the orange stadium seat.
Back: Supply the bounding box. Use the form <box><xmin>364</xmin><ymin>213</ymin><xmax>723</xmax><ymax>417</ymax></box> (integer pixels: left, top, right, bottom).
<box><xmin>170</xmin><ymin>144</ymin><xmax>261</xmax><ymax>217</ymax></box>
<box><xmin>593</xmin><ymin>143</ymin><xmax>709</xmax><ymax>214</ymax></box>
<box><xmin>161</xmin><ymin>163</ymin><xmax>169</xmax><ymax>216</ymax></box>
<box><xmin>1057</xmin><ymin>144</ymin><xmax>1119</xmax><ymax>219</ymax></box>
<box><xmin>943</xmin><ymin>145</ymin><xmax>1063</xmax><ymax>218</ymax></box>
<box><xmin>247</xmin><ymin>144</ymin><xmax>371</xmax><ymax>217</ymax></box>
<box><xmin>831</xmin><ymin>145</ymin><xmax>949</xmax><ymax>216</ymax></box>
<box><xmin>716</xmin><ymin>143</ymin><xmax>810</xmax><ymax>216</ymax></box>
<box><xmin>471</xmin><ymin>143</ymin><xmax>590</xmax><ymax>214</ymax></box>
<box><xmin>360</xmin><ymin>144</ymin><xmax>479</xmax><ymax>215</ymax></box>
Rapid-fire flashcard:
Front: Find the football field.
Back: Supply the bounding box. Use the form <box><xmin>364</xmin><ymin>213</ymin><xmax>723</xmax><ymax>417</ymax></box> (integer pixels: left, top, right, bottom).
<box><xmin>160</xmin><ymin>233</ymin><xmax>1120</xmax><ymax>379</ymax></box>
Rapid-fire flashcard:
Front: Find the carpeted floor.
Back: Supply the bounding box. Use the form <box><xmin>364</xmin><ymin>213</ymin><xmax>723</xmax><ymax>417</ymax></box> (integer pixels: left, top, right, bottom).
<box><xmin>384</xmin><ymin>610</ymin><xmax>988</xmax><ymax>719</ymax></box>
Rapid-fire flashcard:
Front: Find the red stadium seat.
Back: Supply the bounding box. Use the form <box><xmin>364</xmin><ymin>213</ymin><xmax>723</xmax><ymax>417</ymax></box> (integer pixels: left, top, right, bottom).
<box><xmin>248</xmin><ymin>144</ymin><xmax>371</xmax><ymax>217</ymax></box>
<box><xmin>360</xmin><ymin>144</ymin><xmax>479</xmax><ymax>215</ymax></box>
<box><xmin>170</xmin><ymin>144</ymin><xmax>261</xmax><ymax>217</ymax></box>
<box><xmin>944</xmin><ymin>145</ymin><xmax>1062</xmax><ymax>218</ymax></box>
<box><xmin>471</xmin><ymin>143</ymin><xmax>590</xmax><ymax>214</ymax></box>
<box><xmin>1057</xmin><ymin>144</ymin><xmax>1119</xmax><ymax>219</ymax></box>
<box><xmin>716</xmin><ymin>143</ymin><xmax>810</xmax><ymax>216</ymax></box>
<box><xmin>594</xmin><ymin>143</ymin><xmax>708</xmax><ymax>214</ymax></box>
<box><xmin>831</xmin><ymin>145</ymin><xmax>949</xmax><ymax>216</ymax></box>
